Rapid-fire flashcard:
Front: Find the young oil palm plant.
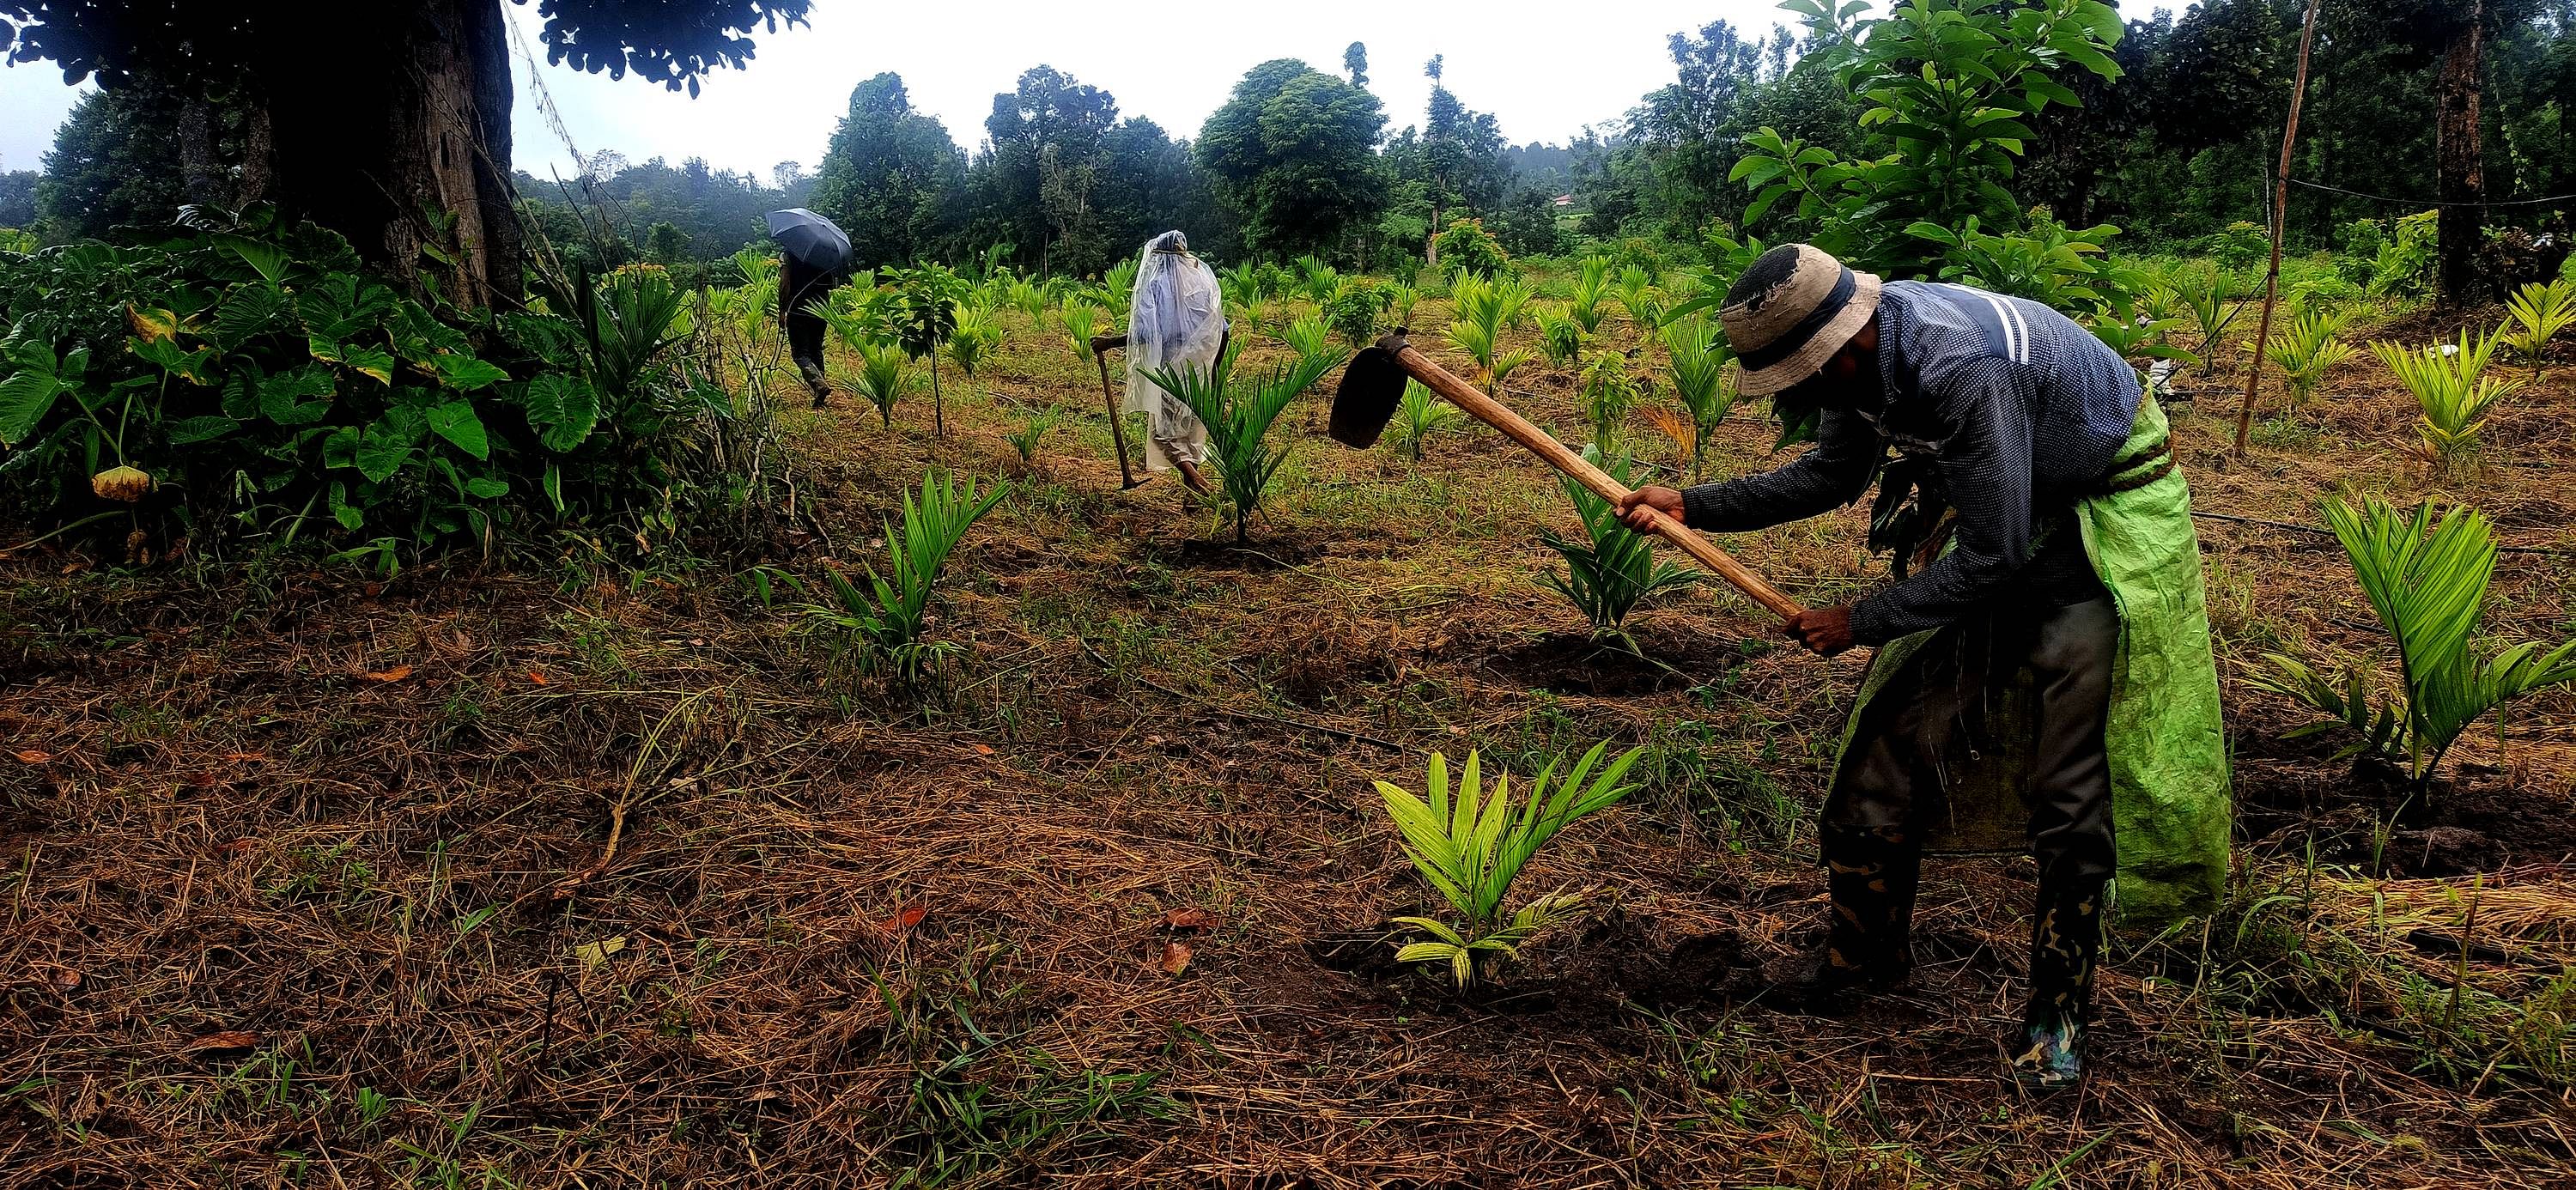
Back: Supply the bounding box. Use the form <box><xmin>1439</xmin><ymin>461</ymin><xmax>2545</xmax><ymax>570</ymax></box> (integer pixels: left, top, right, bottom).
<box><xmin>1568</xmin><ymin>255</ymin><xmax>1613</xmax><ymax>335</ymax></box>
<box><xmin>1294</xmin><ymin>255</ymin><xmax>1341</xmax><ymax>305</ymax></box>
<box><xmin>2252</xmin><ymin>496</ymin><xmax>2576</xmax><ymax>796</ymax></box>
<box><xmin>1663</xmin><ymin>318</ymin><xmax>1737</xmax><ymax>482</ymax></box>
<box><xmin>2264</xmin><ymin>306</ymin><xmax>2357</xmax><ymax>407</ymax></box>
<box><xmin>1539</xmin><ymin>446</ymin><xmax>1701</xmax><ymax>648</ymax></box>
<box><xmin>1386</xmin><ymin>379</ymin><xmax>1465</xmax><ymax>462</ymax></box>
<box><xmin>1005</xmin><ymin>278</ymin><xmax>1048</xmax><ymax>326</ymax></box>
<box><xmin>2499</xmin><ymin>279</ymin><xmax>2576</xmax><ymax>379</ymax></box>
<box><xmin>1613</xmin><ymin>264</ymin><xmax>1660</xmax><ymax>335</ymax></box>
<box><xmin>1143</xmin><ymin>343</ymin><xmax>1340</xmax><ymax>543</ymax></box>
<box><xmin>851</xmin><ymin>337</ymin><xmax>911</xmax><ymax>427</ymax></box>
<box><xmin>1376</xmin><ymin>740</ymin><xmax>1647</xmax><ymax>988</ymax></box>
<box><xmin>2370</xmin><ymin>329</ymin><xmax>2524</xmax><ymax>475</ymax></box>
<box><xmin>2177</xmin><ymin>266</ymin><xmax>2242</xmax><ymax>374</ymax></box>
<box><xmin>800</xmin><ymin>469</ymin><xmax>1008</xmax><ymax>683</ymax></box>
<box><xmin>1385</xmin><ymin>282</ymin><xmax>1421</xmax><ymax>331</ymax></box>
<box><xmin>1004</xmin><ymin>405</ymin><xmax>1062</xmax><ymax>464</ymax></box>
<box><xmin>1281</xmin><ymin>314</ymin><xmax>1334</xmax><ymax>364</ymax></box>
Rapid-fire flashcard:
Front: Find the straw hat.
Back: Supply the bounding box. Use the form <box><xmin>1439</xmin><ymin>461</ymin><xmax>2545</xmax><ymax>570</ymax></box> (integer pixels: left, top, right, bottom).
<box><xmin>1720</xmin><ymin>244</ymin><xmax>1882</xmax><ymax>397</ymax></box>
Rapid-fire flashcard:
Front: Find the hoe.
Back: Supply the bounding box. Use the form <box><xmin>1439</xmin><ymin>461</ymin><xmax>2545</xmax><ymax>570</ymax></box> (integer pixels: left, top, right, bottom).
<box><xmin>1329</xmin><ymin>331</ymin><xmax>1803</xmax><ymax>622</ymax></box>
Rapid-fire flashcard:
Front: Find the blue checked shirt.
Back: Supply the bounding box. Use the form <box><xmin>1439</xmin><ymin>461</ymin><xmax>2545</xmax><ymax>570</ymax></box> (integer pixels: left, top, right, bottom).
<box><xmin>1681</xmin><ymin>281</ymin><xmax>2143</xmax><ymax>646</ymax></box>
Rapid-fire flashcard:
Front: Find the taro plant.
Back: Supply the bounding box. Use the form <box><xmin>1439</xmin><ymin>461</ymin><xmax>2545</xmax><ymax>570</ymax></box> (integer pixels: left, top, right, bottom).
<box><xmin>800</xmin><ymin>469</ymin><xmax>1008</xmax><ymax>683</ymax></box>
<box><xmin>2370</xmin><ymin>330</ymin><xmax>2524</xmax><ymax>474</ymax></box>
<box><xmin>1385</xmin><ymin>378</ymin><xmax>1464</xmax><ymax>462</ymax></box>
<box><xmin>1662</xmin><ymin>318</ymin><xmax>1738</xmax><ymax>482</ymax></box>
<box><xmin>2264</xmin><ymin>306</ymin><xmax>2358</xmax><ymax>408</ymax></box>
<box><xmin>1143</xmin><ymin>343</ymin><xmax>1340</xmax><ymax>543</ymax></box>
<box><xmin>1539</xmin><ymin>446</ymin><xmax>1701</xmax><ymax>648</ymax></box>
<box><xmin>1376</xmin><ymin>740</ymin><xmax>1647</xmax><ymax>989</ymax></box>
<box><xmin>2500</xmin><ymin>280</ymin><xmax>2576</xmax><ymax>379</ymax></box>
<box><xmin>2251</xmin><ymin>496</ymin><xmax>2576</xmax><ymax>796</ymax></box>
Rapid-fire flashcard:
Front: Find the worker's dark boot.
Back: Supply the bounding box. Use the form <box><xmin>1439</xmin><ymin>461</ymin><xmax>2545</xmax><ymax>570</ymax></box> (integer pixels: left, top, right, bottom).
<box><xmin>2009</xmin><ymin>874</ymin><xmax>2105</xmax><ymax>1092</ymax></box>
<box><xmin>1759</xmin><ymin>824</ymin><xmax>1919</xmax><ymax>1010</ymax></box>
<box><xmin>797</xmin><ymin>357</ymin><xmax>832</xmax><ymax>407</ymax></box>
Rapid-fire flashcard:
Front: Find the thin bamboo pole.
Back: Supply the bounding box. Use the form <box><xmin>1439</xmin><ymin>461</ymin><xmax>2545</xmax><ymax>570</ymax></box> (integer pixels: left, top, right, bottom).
<box><xmin>2235</xmin><ymin>0</ymin><xmax>2326</xmax><ymax>453</ymax></box>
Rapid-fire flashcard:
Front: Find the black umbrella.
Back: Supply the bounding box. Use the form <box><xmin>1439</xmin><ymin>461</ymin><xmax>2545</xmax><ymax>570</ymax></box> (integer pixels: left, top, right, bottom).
<box><xmin>765</xmin><ymin>208</ymin><xmax>851</xmax><ymax>271</ymax></box>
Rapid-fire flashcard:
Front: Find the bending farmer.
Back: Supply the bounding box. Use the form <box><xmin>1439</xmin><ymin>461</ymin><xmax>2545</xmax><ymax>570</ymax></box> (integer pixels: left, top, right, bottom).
<box><xmin>1620</xmin><ymin>244</ymin><xmax>2231</xmax><ymax>1090</ymax></box>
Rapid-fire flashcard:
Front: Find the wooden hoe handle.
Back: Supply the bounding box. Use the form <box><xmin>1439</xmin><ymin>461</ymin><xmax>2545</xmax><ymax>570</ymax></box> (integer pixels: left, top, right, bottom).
<box><xmin>1390</xmin><ymin>343</ymin><xmax>1806</xmax><ymax>621</ymax></box>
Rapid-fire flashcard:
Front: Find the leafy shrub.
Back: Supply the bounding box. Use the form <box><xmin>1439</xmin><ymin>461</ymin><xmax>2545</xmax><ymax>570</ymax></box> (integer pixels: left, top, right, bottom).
<box><xmin>1432</xmin><ymin>218</ymin><xmax>1510</xmax><ymax>280</ymax></box>
<box><xmin>1142</xmin><ymin>343</ymin><xmax>1339</xmax><ymax>543</ymax></box>
<box><xmin>2370</xmin><ymin>211</ymin><xmax>2439</xmax><ymax>298</ymax></box>
<box><xmin>1578</xmin><ymin>352</ymin><xmax>1642</xmax><ymax>450</ymax></box>
<box><xmin>889</xmin><ymin>266</ymin><xmax>962</xmax><ymax>435</ymax></box>
<box><xmin>2370</xmin><ymin>329</ymin><xmax>2524</xmax><ymax>473</ymax></box>
<box><xmin>1376</xmin><ymin>741</ymin><xmax>1645</xmax><ymax>988</ymax></box>
<box><xmin>1538</xmin><ymin>446</ymin><xmax>1699</xmax><ymax>646</ymax></box>
<box><xmin>0</xmin><ymin>210</ymin><xmax>721</xmax><ymax>560</ymax></box>
<box><xmin>2211</xmin><ymin>221</ymin><xmax>2272</xmax><ymax>274</ymax></box>
<box><xmin>801</xmin><ymin>469</ymin><xmax>1006</xmax><ymax>683</ymax></box>
<box><xmin>2500</xmin><ymin>280</ymin><xmax>2576</xmax><ymax>379</ymax></box>
<box><xmin>2253</xmin><ymin>496</ymin><xmax>2576</xmax><ymax>792</ymax></box>
<box><xmin>1321</xmin><ymin>277</ymin><xmax>1394</xmax><ymax>348</ymax></box>
<box><xmin>1905</xmin><ymin>211</ymin><xmax>2127</xmax><ymax>308</ymax></box>
<box><xmin>2336</xmin><ymin>220</ymin><xmax>2387</xmax><ymax>287</ymax></box>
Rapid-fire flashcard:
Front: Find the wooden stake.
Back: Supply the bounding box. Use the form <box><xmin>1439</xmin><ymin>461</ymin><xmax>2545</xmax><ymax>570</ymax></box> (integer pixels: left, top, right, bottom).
<box><xmin>2235</xmin><ymin>0</ymin><xmax>2325</xmax><ymax>453</ymax></box>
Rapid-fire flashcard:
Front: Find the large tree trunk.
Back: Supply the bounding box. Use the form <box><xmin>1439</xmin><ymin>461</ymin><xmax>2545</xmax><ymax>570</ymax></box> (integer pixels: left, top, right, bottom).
<box><xmin>253</xmin><ymin>0</ymin><xmax>523</xmax><ymax>308</ymax></box>
<box><xmin>2433</xmin><ymin>0</ymin><xmax>2485</xmax><ymax>309</ymax></box>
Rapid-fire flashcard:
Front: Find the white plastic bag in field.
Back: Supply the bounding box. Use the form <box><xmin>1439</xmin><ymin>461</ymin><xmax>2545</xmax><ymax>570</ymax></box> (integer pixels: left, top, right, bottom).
<box><xmin>1123</xmin><ymin>231</ymin><xmax>1227</xmax><ymax>471</ymax></box>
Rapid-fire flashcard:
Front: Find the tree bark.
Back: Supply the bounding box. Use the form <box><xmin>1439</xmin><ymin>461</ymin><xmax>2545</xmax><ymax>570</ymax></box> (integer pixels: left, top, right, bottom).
<box><xmin>2434</xmin><ymin>0</ymin><xmax>2486</xmax><ymax>309</ymax></box>
<box><xmin>253</xmin><ymin>0</ymin><xmax>523</xmax><ymax>308</ymax></box>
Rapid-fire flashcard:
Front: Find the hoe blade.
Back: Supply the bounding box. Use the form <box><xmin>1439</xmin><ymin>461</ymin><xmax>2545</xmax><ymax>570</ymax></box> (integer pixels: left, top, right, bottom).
<box><xmin>1329</xmin><ymin>335</ymin><xmax>1412</xmax><ymax>449</ymax></box>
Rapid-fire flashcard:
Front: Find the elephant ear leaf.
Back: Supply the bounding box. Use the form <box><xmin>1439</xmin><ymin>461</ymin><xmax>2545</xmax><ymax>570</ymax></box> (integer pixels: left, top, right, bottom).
<box><xmin>166</xmin><ymin>416</ymin><xmax>240</xmax><ymax>446</ymax></box>
<box><xmin>426</xmin><ymin>400</ymin><xmax>489</xmax><ymax>459</ymax></box>
<box><xmin>258</xmin><ymin>365</ymin><xmax>336</xmax><ymax>426</ymax></box>
<box><xmin>0</xmin><ymin>340</ymin><xmax>70</xmax><ymax>446</ymax></box>
<box><xmin>518</xmin><ymin>373</ymin><xmax>599</xmax><ymax>452</ymax></box>
<box><xmin>434</xmin><ymin>354</ymin><xmax>508</xmax><ymax>392</ymax></box>
<box><xmin>214</xmin><ymin>234</ymin><xmax>292</xmax><ymax>288</ymax></box>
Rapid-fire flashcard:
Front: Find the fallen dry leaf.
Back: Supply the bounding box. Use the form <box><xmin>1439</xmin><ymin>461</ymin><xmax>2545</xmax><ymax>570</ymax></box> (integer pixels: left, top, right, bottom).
<box><xmin>1161</xmin><ymin>908</ymin><xmax>1220</xmax><ymax>931</ymax></box>
<box><xmin>361</xmin><ymin>665</ymin><xmax>413</xmax><ymax>683</ymax></box>
<box><xmin>219</xmin><ymin>752</ymin><xmax>267</xmax><ymax>762</ymax></box>
<box><xmin>874</xmin><ymin>904</ymin><xmax>928</xmax><ymax>937</ymax></box>
<box><xmin>971</xmin><ymin>744</ymin><xmax>994</xmax><ymax>756</ymax></box>
<box><xmin>186</xmin><ymin>1030</ymin><xmax>261</xmax><ymax>1052</ymax></box>
<box><xmin>528</xmin><ymin>671</ymin><xmax>550</xmax><ymax>685</ymax></box>
<box><xmin>573</xmin><ymin>935</ymin><xmax>628</xmax><ymax>970</ymax></box>
<box><xmin>1158</xmin><ymin>940</ymin><xmax>1193</xmax><ymax>975</ymax></box>
<box><xmin>214</xmin><ymin>839</ymin><xmax>256</xmax><ymax>856</ymax></box>
<box><xmin>43</xmin><ymin>967</ymin><xmax>79</xmax><ymax>993</ymax></box>
<box><xmin>14</xmin><ymin>750</ymin><xmax>52</xmax><ymax>764</ymax></box>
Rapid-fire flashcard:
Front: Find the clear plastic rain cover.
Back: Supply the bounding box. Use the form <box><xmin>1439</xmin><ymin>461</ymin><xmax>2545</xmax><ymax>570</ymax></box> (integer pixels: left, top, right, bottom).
<box><xmin>1122</xmin><ymin>231</ymin><xmax>1227</xmax><ymax>471</ymax></box>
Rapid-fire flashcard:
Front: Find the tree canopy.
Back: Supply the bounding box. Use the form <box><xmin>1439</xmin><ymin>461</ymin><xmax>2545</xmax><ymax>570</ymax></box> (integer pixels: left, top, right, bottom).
<box><xmin>1197</xmin><ymin>58</ymin><xmax>1388</xmax><ymax>261</ymax></box>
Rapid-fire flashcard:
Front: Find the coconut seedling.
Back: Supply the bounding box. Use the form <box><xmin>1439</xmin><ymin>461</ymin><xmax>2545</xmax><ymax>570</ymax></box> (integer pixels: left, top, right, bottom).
<box><xmin>800</xmin><ymin>468</ymin><xmax>1007</xmax><ymax>683</ymax></box>
<box><xmin>2500</xmin><ymin>279</ymin><xmax>2576</xmax><ymax>379</ymax></box>
<box><xmin>2371</xmin><ymin>329</ymin><xmax>2524</xmax><ymax>475</ymax></box>
<box><xmin>1143</xmin><ymin>343</ymin><xmax>1339</xmax><ymax>543</ymax></box>
<box><xmin>1375</xmin><ymin>740</ymin><xmax>1646</xmax><ymax>988</ymax></box>
<box><xmin>2253</xmin><ymin>496</ymin><xmax>2576</xmax><ymax>796</ymax></box>
<box><xmin>1568</xmin><ymin>255</ymin><xmax>1612</xmax><ymax>335</ymax></box>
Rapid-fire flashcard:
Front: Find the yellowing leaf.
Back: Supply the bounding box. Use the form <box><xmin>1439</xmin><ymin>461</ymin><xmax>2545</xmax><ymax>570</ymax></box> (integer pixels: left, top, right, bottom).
<box><xmin>574</xmin><ymin>935</ymin><xmax>628</xmax><ymax>969</ymax></box>
<box><xmin>127</xmin><ymin>304</ymin><xmax>182</xmax><ymax>343</ymax></box>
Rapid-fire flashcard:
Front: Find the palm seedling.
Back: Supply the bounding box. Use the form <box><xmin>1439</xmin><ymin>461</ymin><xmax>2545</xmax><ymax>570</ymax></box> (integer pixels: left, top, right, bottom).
<box><xmin>1444</xmin><ymin>270</ymin><xmax>1531</xmax><ymax>394</ymax></box>
<box><xmin>2178</xmin><ymin>266</ymin><xmax>2243</xmax><ymax>374</ymax></box>
<box><xmin>1061</xmin><ymin>300</ymin><xmax>1103</xmax><ymax>365</ymax></box>
<box><xmin>1143</xmin><ymin>343</ymin><xmax>1340</xmax><ymax>543</ymax></box>
<box><xmin>1534</xmin><ymin>307</ymin><xmax>1586</xmax><ymax>370</ymax></box>
<box><xmin>2499</xmin><ymin>279</ymin><xmax>2576</xmax><ymax>379</ymax></box>
<box><xmin>1005</xmin><ymin>405</ymin><xmax>1063</xmax><ymax>464</ymax></box>
<box><xmin>1568</xmin><ymin>255</ymin><xmax>1612</xmax><ymax>335</ymax></box>
<box><xmin>1103</xmin><ymin>256</ymin><xmax>1139</xmax><ymax>314</ymax></box>
<box><xmin>2251</xmin><ymin>496</ymin><xmax>2576</xmax><ymax>796</ymax></box>
<box><xmin>1222</xmin><ymin>260</ymin><xmax>1270</xmax><ymax>333</ymax></box>
<box><xmin>1281</xmin><ymin>314</ymin><xmax>1334</xmax><ymax>364</ymax></box>
<box><xmin>1005</xmin><ymin>277</ymin><xmax>1048</xmax><ymax>326</ymax></box>
<box><xmin>1386</xmin><ymin>379</ymin><xmax>1465</xmax><ymax>462</ymax></box>
<box><xmin>1663</xmin><ymin>318</ymin><xmax>1737</xmax><ymax>482</ymax></box>
<box><xmin>1613</xmin><ymin>264</ymin><xmax>1660</xmax><ymax>336</ymax></box>
<box><xmin>851</xmin><ymin>337</ymin><xmax>911</xmax><ymax>427</ymax></box>
<box><xmin>1376</xmin><ymin>740</ymin><xmax>1646</xmax><ymax>988</ymax></box>
<box><xmin>2370</xmin><ymin>329</ymin><xmax>2525</xmax><ymax>475</ymax></box>
<box><xmin>1294</xmin><ymin>254</ymin><xmax>1341</xmax><ymax>305</ymax></box>
<box><xmin>943</xmin><ymin>304</ymin><xmax>1000</xmax><ymax>410</ymax></box>
<box><xmin>800</xmin><ymin>469</ymin><xmax>1008</xmax><ymax>683</ymax></box>
<box><xmin>1385</xmin><ymin>282</ymin><xmax>1421</xmax><ymax>331</ymax></box>
<box><xmin>1539</xmin><ymin>446</ymin><xmax>1701</xmax><ymax>648</ymax></box>
<box><xmin>2264</xmin><ymin>306</ymin><xmax>2357</xmax><ymax>408</ymax></box>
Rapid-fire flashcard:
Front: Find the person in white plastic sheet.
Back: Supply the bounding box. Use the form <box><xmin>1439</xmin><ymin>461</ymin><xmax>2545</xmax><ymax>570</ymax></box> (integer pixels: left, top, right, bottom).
<box><xmin>1123</xmin><ymin>232</ymin><xmax>1227</xmax><ymax>492</ymax></box>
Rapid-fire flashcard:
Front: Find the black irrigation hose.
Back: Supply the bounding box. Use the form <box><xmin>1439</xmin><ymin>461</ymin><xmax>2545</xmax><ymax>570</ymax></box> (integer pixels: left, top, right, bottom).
<box><xmin>2287</xmin><ymin>177</ymin><xmax>2576</xmax><ymax>209</ymax></box>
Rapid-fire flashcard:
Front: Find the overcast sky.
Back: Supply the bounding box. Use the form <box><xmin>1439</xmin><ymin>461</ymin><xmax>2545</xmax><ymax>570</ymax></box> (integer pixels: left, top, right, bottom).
<box><xmin>1</xmin><ymin>1</ymin><xmax>1789</xmax><ymax>181</ymax></box>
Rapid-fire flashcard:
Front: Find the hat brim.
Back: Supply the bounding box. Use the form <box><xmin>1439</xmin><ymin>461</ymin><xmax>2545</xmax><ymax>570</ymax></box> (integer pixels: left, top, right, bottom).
<box><xmin>1734</xmin><ymin>271</ymin><xmax>1882</xmax><ymax>398</ymax></box>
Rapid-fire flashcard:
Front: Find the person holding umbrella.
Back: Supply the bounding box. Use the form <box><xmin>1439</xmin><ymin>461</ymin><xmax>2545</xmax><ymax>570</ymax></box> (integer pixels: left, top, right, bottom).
<box><xmin>767</xmin><ymin>209</ymin><xmax>853</xmax><ymax>407</ymax></box>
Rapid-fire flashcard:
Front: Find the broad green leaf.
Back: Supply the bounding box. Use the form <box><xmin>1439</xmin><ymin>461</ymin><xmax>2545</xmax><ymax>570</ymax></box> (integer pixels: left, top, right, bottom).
<box><xmin>433</xmin><ymin>355</ymin><xmax>508</xmax><ymax>392</ymax></box>
<box><xmin>329</xmin><ymin>481</ymin><xmax>363</xmax><ymax>531</ymax></box>
<box><xmin>0</xmin><ymin>367</ymin><xmax>67</xmax><ymax>446</ymax></box>
<box><xmin>518</xmin><ymin>373</ymin><xmax>599</xmax><ymax>452</ymax></box>
<box><xmin>129</xmin><ymin>336</ymin><xmax>214</xmax><ymax>384</ymax></box>
<box><xmin>166</xmin><ymin>415</ymin><xmax>240</xmax><ymax>446</ymax></box>
<box><xmin>464</xmin><ymin>476</ymin><xmax>507</xmax><ymax>499</ymax></box>
<box><xmin>426</xmin><ymin>401</ymin><xmax>489</xmax><ymax>459</ymax></box>
<box><xmin>214</xmin><ymin>234</ymin><xmax>292</xmax><ymax>288</ymax></box>
<box><xmin>354</xmin><ymin>417</ymin><xmax>416</xmax><ymax>483</ymax></box>
<box><xmin>258</xmin><ymin>366</ymin><xmax>336</xmax><ymax>425</ymax></box>
<box><xmin>213</xmin><ymin>284</ymin><xmax>293</xmax><ymax>349</ymax></box>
